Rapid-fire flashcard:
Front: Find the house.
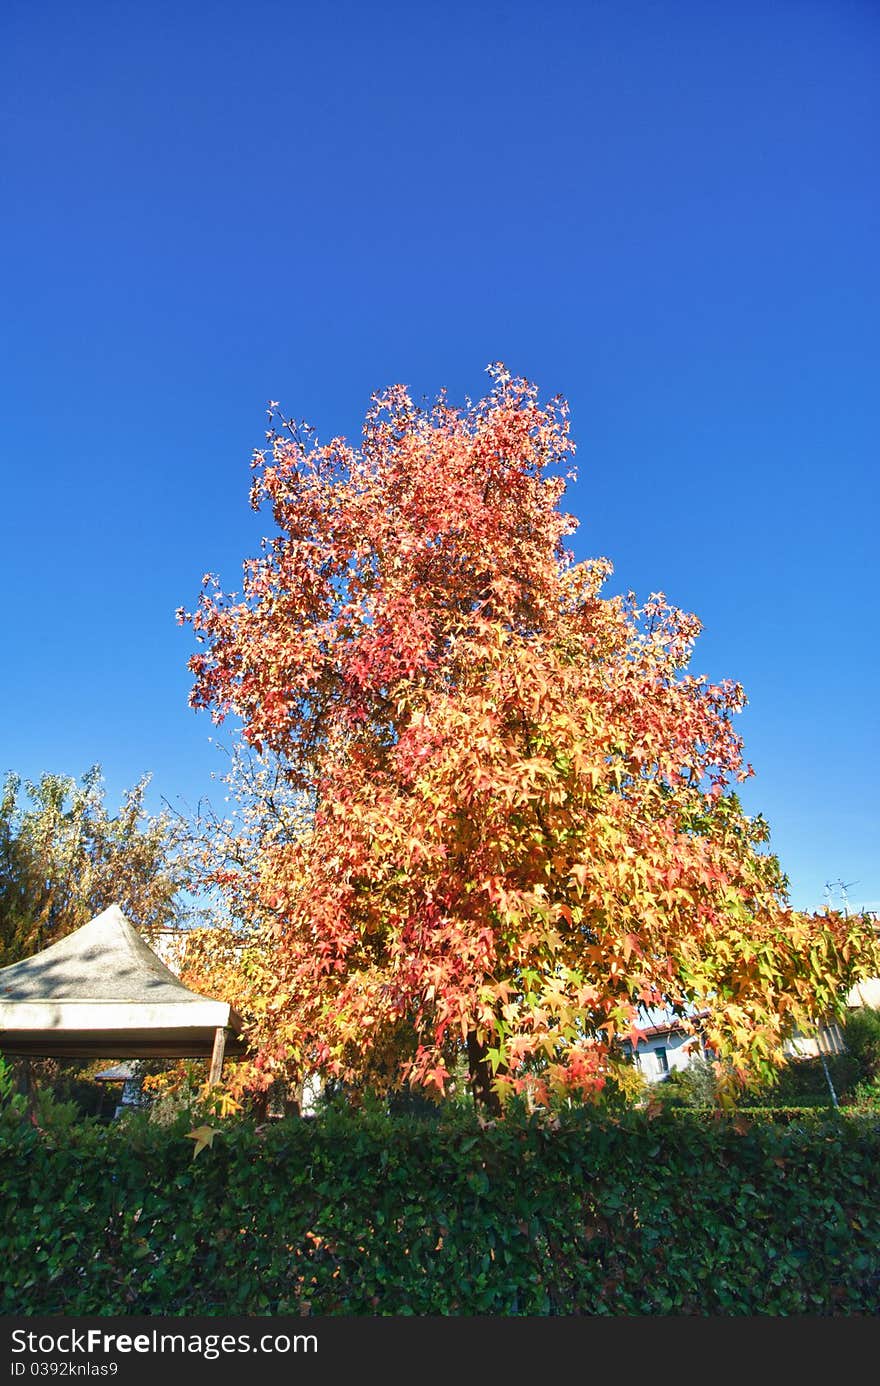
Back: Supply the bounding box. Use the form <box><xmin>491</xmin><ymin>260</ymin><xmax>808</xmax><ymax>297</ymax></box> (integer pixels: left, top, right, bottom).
<box><xmin>621</xmin><ymin>1007</ymin><xmax>708</xmax><ymax>1082</ymax></box>
<box><xmin>622</xmin><ymin>968</ymin><xmax>880</xmax><ymax>1081</ymax></box>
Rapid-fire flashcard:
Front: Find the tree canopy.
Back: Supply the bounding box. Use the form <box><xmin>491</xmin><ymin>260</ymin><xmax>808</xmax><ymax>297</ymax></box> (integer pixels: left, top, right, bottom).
<box><xmin>0</xmin><ymin>767</ymin><xmax>194</xmax><ymax>967</ymax></box>
<box><xmin>181</xmin><ymin>367</ymin><xmax>880</xmax><ymax>1109</ymax></box>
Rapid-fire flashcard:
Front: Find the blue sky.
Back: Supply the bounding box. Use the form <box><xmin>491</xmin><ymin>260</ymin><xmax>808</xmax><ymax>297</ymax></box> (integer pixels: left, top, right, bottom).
<box><xmin>1</xmin><ymin>0</ymin><xmax>877</xmax><ymax>913</ymax></box>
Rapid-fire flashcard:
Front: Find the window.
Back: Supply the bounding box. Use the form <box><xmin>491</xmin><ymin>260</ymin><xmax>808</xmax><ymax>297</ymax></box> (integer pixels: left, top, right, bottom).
<box><xmin>654</xmin><ymin>1046</ymin><xmax>669</xmax><ymax>1075</ymax></box>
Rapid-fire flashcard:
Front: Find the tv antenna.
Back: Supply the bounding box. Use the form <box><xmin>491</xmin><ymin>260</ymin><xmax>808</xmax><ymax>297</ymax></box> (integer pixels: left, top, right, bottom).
<box><xmin>824</xmin><ymin>879</ymin><xmax>859</xmax><ymax>916</ymax></box>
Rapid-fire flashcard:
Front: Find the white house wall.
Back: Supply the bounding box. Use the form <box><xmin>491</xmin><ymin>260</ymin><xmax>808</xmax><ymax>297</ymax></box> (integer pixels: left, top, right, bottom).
<box><xmin>632</xmin><ymin>1032</ymin><xmax>697</xmax><ymax>1081</ymax></box>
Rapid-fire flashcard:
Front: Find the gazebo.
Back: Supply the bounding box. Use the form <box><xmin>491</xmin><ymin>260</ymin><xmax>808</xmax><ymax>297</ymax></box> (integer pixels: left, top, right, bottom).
<box><xmin>0</xmin><ymin>904</ymin><xmax>244</xmax><ymax>1083</ymax></box>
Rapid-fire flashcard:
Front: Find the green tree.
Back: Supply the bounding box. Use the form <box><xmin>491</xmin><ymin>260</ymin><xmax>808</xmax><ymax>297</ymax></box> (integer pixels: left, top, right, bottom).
<box><xmin>0</xmin><ymin>766</ymin><xmax>195</xmax><ymax>966</ymax></box>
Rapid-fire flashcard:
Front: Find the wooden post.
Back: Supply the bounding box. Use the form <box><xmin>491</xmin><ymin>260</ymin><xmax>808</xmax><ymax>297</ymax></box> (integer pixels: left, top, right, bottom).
<box><xmin>208</xmin><ymin>1027</ymin><xmax>227</xmax><ymax>1086</ymax></box>
<box><xmin>23</xmin><ymin>1058</ymin><xmax>38</xmax><ymax>1127</ymax></box>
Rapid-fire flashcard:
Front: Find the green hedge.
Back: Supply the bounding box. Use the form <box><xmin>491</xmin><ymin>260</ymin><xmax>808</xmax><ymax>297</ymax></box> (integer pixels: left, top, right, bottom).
<box><xmin>2</xmin><ymin>1108</ymin><xmax>879</xmax><ymax>1315</ymax></box>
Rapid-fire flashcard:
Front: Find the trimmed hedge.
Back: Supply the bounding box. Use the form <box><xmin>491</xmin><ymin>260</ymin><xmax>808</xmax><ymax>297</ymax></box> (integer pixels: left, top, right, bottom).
<box><xmin>2</xmin><ymin>1108</ymin><xmax>879</xmax><ymax>1315</ymax></box>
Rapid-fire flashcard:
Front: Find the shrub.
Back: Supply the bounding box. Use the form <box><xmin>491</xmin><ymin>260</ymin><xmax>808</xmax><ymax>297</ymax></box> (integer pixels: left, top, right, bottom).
<box><xmin>842</xmin><ymin>1008</ymin><xmax>880</xmax><ymax>1085</ymax></box>
<box><xmin>656</xmin><ymin>1056</ymin><xmax>719</xmax><ymax>1108</ymax></box>
<box><xmin>1</xmin><ymin>1105</ymin><xmax>879</xmax><ymax>1315</ymax></box>
<box><xmin>738</xmin><ymin>1053</ymin><xmax>854</xmax><ymax>1109</ymax></box>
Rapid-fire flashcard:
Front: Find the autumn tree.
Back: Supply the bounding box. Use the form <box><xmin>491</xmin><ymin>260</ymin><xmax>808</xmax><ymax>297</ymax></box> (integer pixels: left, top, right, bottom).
<box><xmin>0</xmin><ymin>767</ymin><xmax>195</xmax><ymax>966</ymax></box>
<box><xmin>181</xmin><ymin>367</ymin><xmax>880</xmax><ymax>1111</ymax></box>
<box><xmin>172</xmin><ymin>744</ymin><xmax>313</xmax><ymax>1107</ymax></box>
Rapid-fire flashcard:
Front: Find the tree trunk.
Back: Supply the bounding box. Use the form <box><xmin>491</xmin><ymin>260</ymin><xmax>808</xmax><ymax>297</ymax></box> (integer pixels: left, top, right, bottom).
<box><xmin>22</xmin><ymin>1059</ymin><xmax>39</xmax><ymax>1127</ymax></box>
<box><xmin>283</xmin><ymin>1078</ymin><xmax>303</xmax><ymax>1117</ymax></box>
<box><xmin>467</xmin><ymin>1030</ymin><xmax>502</xmax><ymax>1116</ymax></box>
<box><xmin>249</xmin><ymin>1088</ymin><xmax>270</xmax><ymax>1122</ymax></box>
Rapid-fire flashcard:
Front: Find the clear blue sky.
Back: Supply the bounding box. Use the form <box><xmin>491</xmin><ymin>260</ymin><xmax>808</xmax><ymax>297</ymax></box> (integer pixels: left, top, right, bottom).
<box><xmin>1</xmin><ymin>0</ymin><xmax>877</xmax><ymax>913</ymax></box>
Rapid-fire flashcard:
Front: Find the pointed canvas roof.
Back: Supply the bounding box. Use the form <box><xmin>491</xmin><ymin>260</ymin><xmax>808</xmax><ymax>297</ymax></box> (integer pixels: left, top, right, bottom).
<box><xmin>0</xmin><ymin>904</ymin><xmax>244</xmax><ymax>1059</ymax></box>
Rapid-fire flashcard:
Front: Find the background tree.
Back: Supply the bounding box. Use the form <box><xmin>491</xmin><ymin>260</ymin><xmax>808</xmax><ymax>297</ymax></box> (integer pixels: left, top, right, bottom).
<box><xmin>174</xmin><ymin>743</ymin><xmax>313</xmax><ymax>1108</ymax></box>
<box><xmin>181</xmin><ymin>367</ymin><xmax>880</xmax><ymax>1110</ymax></box>
<box><xmin>0</xmin><ymin>766</ymin><xmax>195</xmax><ymax>966</ymax></box>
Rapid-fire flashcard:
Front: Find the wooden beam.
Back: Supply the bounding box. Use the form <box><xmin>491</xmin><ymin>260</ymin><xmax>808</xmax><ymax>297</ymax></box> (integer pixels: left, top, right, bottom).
<box><xmin>208</xmin><ymin>1027</ymin><xmax>227</xmax><ymax>1086</ymax></box>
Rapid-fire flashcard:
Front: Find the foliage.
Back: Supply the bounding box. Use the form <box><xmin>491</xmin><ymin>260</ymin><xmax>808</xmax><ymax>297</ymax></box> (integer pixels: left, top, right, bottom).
<box><xmin>732</xmin><ymin>1007</ymin><xmax>880</xmax><ymax>1112</ymax></box>
<box><xmin>738</xmin><ymin>1054</ymin><xmax>854</xmax><ymax>1110</ymax></box>
<box><xmin>138</xmin><ymin>1060</ymin><xmax>243</xmax><ymax>1126</ymax></box>
<box><xmin>842</xmin><ymin>1007</ymin><xmax>880</xmax><ymax>1084</ymax></box>
<box><xmin>587</xmin><ymin>1056</ymin><xmax>649</xmax><ymax>1111</ymax></box>
<box><xmin>847</xmin><ymin>1078</ymin><xmax>880</xmax><ymax>1112</ymax></box>
<box><xmin>0</xmin><ymin>1054</ymin><xmax>16</xmax><ymax>1107</ymax></box>
<box><xmin>0</xmin><ymin>1054</ymin><xmax>90</xmax><ymax>1135</ymax></box>
<box><xmin>0</xmin><ymin>765</ymin><xmax>196</xmax><ymax>964</ymax></box>
<box><xmin>180</xmin><ymin>367</ymin><xmax>880</xmax><ymax>1110</ymax></box>
<box><xmin>1</xmin><ymin>1107</ymin><xmax>879</xmax><ymax>1315</ymax></box>
<box><xmin>140</xmin><ymin>1061</ymin><xmax>207</xmax><ymax>1127</ymax></box>
<box><xmin>168</xmin><ymin>742</ymin><xmax>314</xmax><ymax>1106</ymax></box>
<box><xmin>656</xmin><ymin>1055</ymin><xmax>721</xmax><ymax>1109</ymax></box>
<box><xmin>2</xmin><ymin>1057</ymin><xmax>132</xmax><ymax>1121</ymax></box>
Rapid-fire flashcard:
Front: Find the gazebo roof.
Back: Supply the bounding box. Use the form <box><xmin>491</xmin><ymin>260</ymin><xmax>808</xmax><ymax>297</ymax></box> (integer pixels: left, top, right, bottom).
<box><xmin>0</xmin><ymin>904</ymin><xmax>244</xmax><ymax>1059</ymax></box>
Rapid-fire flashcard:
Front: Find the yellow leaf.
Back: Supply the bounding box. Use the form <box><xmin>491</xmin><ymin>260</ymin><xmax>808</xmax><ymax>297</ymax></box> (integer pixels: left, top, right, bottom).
<box><xmin>186</xmin><ymin>1125</ymin><xmax>221</xmax><ymax>1159</ymax></box>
